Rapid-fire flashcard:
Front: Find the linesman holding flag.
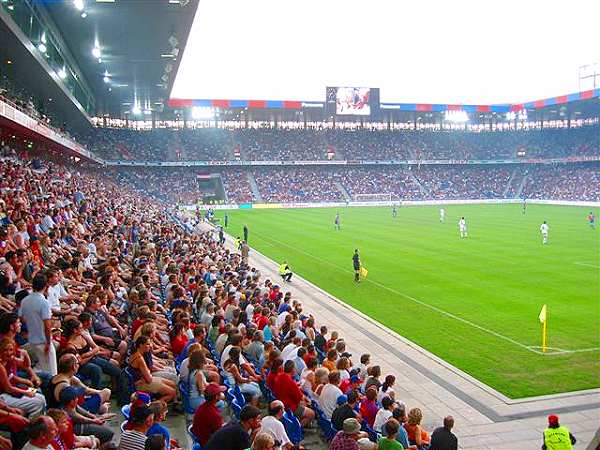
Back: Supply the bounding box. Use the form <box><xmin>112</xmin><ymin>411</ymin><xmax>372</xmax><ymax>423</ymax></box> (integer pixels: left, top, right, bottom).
<box><xmin>539</xmin><ymin>304</ymin><xmax>548</xmax><ymax>353</ymax></box>
<box><xmin>352</xmin><ymin>249</ymin><xmax>361</xmax><ymax>283</ymax></box>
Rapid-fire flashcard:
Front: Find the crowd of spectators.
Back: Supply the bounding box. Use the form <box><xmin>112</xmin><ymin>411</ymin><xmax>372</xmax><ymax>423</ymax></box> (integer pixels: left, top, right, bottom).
<box><xmin>247</xmin><ymin>164</ymin><xmax>598</xmax><ymax>202</ymax></box>
<box><xmin>92</xmin><ymin>163</ymin><xmax>600</xmax><ymax>205</ymax></box>
<box><xmin>334</xmin><ymin>168</ymin><xmax>423</xmax><ymax>200</ymax></box>
<box><xmin>221</xmin><ymin>170</ymin><xmax>256</xmax><ymax>204</ymax></box>
<box><xmin>0</xmin><ymin>144</ymin><xmax>467</xmax><ymax>450</ymax></box>
<box><xmin>114</xmin><ymin>168</ymin><xmax>217</xmax><ymax>205</ymax></box>
<box><xmin>83</xmin><ymin>125</ymin><xmax>600</xmax><ymax>162</ymax></box>
<box><xmin>0</xmin><ymin>73</ymin><xmax>74</xmax><ymax>142</ymax></box>
<box><xmin>253</xmin><ymin>168</ymin><xmax>345</xmax><ymax>203</ymax></box>
<box><xmin>521</xmin><ymin>163</ymin><xmax>600</xmax><ymax>201</ymax></box>
<box><xmin>412</xmin><ymin>166</ymin><xmax>512</xmax><ymax>200</ymax></box>
<box><xmin>81</xmin><ymin>128</ymin><xmax>236</xmax><ymax>162</ymax></box>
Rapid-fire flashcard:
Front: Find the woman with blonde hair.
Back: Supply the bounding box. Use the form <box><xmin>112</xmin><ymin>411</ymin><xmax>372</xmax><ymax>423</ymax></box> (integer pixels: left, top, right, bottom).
<box><xmin>404</xmin><ymin>407</ymin><xmax>431</xmax><ymax>448</ymax></box>
<box><xmin>251</xmin><ymin>432</ymin><xmax>275</xmax><ymax>450</ymax></box>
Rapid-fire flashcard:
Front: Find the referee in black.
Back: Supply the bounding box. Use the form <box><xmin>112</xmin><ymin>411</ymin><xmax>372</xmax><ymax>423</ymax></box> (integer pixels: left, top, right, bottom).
<box><xmin>352</xmin><ymin>249</ymin><xmax>360</xmax><ymax>282</ymax></box>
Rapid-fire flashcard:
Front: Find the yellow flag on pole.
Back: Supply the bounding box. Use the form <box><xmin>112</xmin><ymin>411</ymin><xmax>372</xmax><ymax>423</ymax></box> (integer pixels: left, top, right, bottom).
<box><xmin>539</xmin><ymin>304</ymin><xmax>548</xmax><ymax>353</ymax></box>
<box><xmin>360</xmin><ymin>267</ymin><xmax>368</xmax><ymax>278</ymax></box>
<box><xmin>539</xmin><ymin>304</ymin><xmax>547</xmax><ymax>323</ymax></box>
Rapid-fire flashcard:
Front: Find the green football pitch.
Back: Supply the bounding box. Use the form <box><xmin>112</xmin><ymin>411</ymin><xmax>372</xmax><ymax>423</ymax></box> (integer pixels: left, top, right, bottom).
<box><xmin>218</xmin><ymin>204</ymin><xmax>599</xmax><ymax>398</ymax></box>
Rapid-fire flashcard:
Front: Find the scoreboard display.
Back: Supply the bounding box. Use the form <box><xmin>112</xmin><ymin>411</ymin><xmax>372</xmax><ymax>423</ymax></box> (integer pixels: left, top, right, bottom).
<box><xmin>326</xmin><ymin>87</ymin><xmax>380</xmax><ymax>117</ymax></box>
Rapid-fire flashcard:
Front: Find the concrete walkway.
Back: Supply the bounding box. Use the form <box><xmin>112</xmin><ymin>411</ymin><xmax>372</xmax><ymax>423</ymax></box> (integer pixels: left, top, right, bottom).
<box><xmin>242</xmin><ymin>241</ymin><xmax>600</xmax><ymax>449</ymax></box>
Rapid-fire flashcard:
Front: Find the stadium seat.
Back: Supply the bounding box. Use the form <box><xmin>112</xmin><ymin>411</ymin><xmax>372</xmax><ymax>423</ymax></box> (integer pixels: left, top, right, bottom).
<box><xmin>187</xmin><ymin>424</ymin><xmax>202</xmax><ymax>450</ymax></box>
<box><xmin>282</xmin><ymin>409</ymin><xmax>304</xmax><ymax>444</ymax></box>
<box><xmin>121</xmin><ymin>404</ymin><xmax>130</xmax><ymax>420</ymax></box>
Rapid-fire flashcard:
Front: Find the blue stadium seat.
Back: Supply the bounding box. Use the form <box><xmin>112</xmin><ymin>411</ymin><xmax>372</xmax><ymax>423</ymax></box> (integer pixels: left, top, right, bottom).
<box><xmin>187</xmin><ymin>424</ymin><xmax>202</xmax><ymax>450</ymax></box>
<box><xmin>361</xmin><ymin>422</ymin><xmax>382</xmax><ymax>442</ymax></box>
<box><xmin>178</xmin><ymin>379</ymin><xmax>196</xmax><ymax>414</ymax></box>
<box><xmin>230</xmin><ymin>398</ymin><xmax>242</xmax><ymax>419</ymax></box>
<box><xmin>282</xmin><ymin>409</ymin><xmax>304</xmax><ymax>444</ymax></box>
<box><xmin>121</xmin><ymin>404</ymin><xmax>130</xmax><ymax>420</ymax></box>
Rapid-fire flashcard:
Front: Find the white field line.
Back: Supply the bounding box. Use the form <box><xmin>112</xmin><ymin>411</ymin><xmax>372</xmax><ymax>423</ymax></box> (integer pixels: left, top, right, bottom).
<box><xmin>254</xmin><ymin>231</ymin><xmax>599</xmax><ymax>356</ymax></box>
<box><xmin>527</xmin><ymin>346</ymin><xmax>600</xmax><ymax>355</ymax></box>
<box><xmin>574</xmin><ymin>262</ymin><xmax>600</xmax><ymax>269</ymax></box>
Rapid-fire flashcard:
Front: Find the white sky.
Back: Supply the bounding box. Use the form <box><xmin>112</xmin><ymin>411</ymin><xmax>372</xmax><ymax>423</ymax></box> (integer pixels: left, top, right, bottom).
<box><xmin>171</xmin><ymin>0</ymin><xmax>600</xmax><ymax>105</ymax></box>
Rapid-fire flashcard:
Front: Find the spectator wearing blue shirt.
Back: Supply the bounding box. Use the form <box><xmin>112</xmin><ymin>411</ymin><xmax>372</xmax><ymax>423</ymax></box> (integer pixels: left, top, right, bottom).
<box><xmin>147</xmin><ymin>401</ymin><xmax>172</xmax><ymax>450</ymax></box>
<box><xmin>390</xmin><ymin>405</ymin><xmax>415</xmax><ymax>450</ymax></box>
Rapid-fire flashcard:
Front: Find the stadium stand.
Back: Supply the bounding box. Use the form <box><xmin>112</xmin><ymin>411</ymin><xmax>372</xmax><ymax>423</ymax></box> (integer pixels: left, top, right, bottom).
<box><xmin>82</xmin><ymin>125</ymin><xmax>600</xmax><ymax>162</ymax></box>
<box><xmin>0</xmin><ymin>113</ymin><xmax>597</xmax><ymax>450</ymax></box>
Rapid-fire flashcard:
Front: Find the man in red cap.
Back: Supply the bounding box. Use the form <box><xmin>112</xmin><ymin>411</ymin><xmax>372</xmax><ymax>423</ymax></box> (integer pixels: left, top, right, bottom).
<box><xmin>542</xmin><ymin>414</ymin><xmax>576</xmax><ymax>450</ymax></box>
<box><xmin>191</xmin><ymin>383</ymin><xmax>226</xmax><ymax>445</ymax></box>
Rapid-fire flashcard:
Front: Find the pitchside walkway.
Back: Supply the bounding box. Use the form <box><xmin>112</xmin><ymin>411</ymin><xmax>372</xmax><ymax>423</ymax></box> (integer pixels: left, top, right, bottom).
<box><xmin>230</xmin><ymin>233</ymin><xmax>600</xmax><ymax>449</ymax></box>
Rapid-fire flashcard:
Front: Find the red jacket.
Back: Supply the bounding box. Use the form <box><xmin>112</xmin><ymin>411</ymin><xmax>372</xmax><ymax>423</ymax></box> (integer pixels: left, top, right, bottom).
<box><xmin>272</xmin><ymin>371</ymin><xmax>303</xmax><ymax>412</ymax></box>
<box><xmin>192</xmin><ymin>401</ymin><xmax>223</xmax><ymax>446</ymax></box>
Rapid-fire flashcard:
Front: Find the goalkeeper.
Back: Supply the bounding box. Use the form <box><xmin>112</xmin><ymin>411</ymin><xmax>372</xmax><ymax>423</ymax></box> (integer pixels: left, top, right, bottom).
<box><xmin>352</xmin><ymin>249</ymin><xmax>361</xmax><ymax>282</ymax></box>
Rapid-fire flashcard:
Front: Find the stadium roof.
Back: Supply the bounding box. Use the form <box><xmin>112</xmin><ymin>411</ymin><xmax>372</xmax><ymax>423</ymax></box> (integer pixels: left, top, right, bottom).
<box><xmin>170</xmin><ymin>0</ymin><xmax>600</xmax><ymax>107</ymax></box>
<box><xmin>44</xmin><ymin>0</ymin><xmax>197</xmax><ymax>117</ymax></box>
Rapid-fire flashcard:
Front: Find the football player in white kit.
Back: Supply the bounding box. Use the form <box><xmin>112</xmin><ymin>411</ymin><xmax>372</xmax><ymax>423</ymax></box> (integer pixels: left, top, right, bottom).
<box><xmin>458</xmin><ymin>216</ymin><xmax>467</xmax><ymax>238</ymax></box>
<box><xmin>540</xmin><ymin>220</ymin><xmax>549</xmax><ymax>244</ymax></box>
<box><xmin>440</xmin><ymin>208</ymin><xmax>446</xmax><ymax>223</ymax></box>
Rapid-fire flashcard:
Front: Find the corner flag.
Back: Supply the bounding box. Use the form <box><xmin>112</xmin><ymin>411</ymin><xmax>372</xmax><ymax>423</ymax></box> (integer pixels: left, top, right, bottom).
<box><xmin>539</xmin><ymin>304</ymin><xmax>548</xmax><ymax>353</ymax></box>
<box><xmin>538</xmin><ymin>304</ymin><xmax>547</xmax><ymax>323</ymax></box>
<box><xmin>359</xmin><ymin>267</ymin><xmax>368</xmax><ymax>278</ymax></box>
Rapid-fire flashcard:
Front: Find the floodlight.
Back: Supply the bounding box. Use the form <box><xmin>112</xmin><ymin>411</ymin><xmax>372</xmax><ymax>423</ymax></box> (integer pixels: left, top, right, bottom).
<box><xmin>58</xmin><ymin>68</ymin><xmax>67</xmax><ymax>79</ymax></box>
<box><xmin>131</xmin><ymin>105</ymin><xmax>142</xmax><ymax>115</ymax></box>
<box><xmin>191</xmin><ymin>106</ymin><xmax>214</xmax><ymax>120</ymax></box>
<box><xmin>92</xmin><ymin>46</ymin><xmax>101</xmax><ymax>58</ymax></box>
<box><xmin>73</xmin><ymin>0</ymin><xmax>84</xmax><ymax>11</ymax></box>
<box><xmin>444</xmin><ymin>110</ymin><xmax>468</xmax><ymax>123</ymax></box>
<box><xmin>81</xmin><ymin>11</ymin><xmax>87</xmax><ymax>18</ymax></box>
<box><xmin>38</xmin><ymin>43</ymin><xmax>47</xmax><ymax>53</ymax></box>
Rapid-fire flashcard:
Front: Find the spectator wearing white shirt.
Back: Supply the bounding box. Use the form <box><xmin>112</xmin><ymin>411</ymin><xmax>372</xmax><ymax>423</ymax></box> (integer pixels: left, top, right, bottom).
<box><xmin>319</xmin><ymin>370</ymin><xmax>343</xmax><ymax>419</ymax></box>
<box><xmin>259</xmin><ymin>400</ymin><xmax>292</xmax><ymax>450</ymax></box>
<box><xmin>373</xmin><ymin>396</ymin><xmax>395</xmax><ymax>432</ymax></box>
<box><xmin>281</xmin><ymin>337</ymin><xmax>301</xmax><ymax>361</ymax></box>
<box><xmin>46</xmin><ymin>269</ymin><xmax>80</xmax><ymax>316</ymax></box>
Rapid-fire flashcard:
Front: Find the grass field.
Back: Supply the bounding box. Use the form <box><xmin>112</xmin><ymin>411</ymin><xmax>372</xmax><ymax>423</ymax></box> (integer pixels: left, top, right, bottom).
<box><xmin>219</xmin><ymin>204</ymin><xmax>600</xmax><ymax>399</ymax></box>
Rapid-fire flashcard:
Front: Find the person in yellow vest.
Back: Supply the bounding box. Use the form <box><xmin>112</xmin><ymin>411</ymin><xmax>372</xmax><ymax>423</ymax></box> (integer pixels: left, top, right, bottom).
<box><xmin>279</xmin><ymin>261</ymin><xmax>293</xmax><ymax>282</ymax></box>
<box><xmin>542</xmin><ymin>414</ymin><xmax>576</xmax><ymax>450</ymax></box>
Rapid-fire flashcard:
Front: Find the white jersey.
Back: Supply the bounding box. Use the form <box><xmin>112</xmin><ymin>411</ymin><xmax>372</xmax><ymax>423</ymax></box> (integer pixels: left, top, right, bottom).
<box><xmin>440</xmin><ymin>208</ymin><xmax>445</xmax><ymax>218</ymax></box>
<box><xmin>459</xmin><ymin>218</ymin><xmax>466</xmax><ymax>229</ymax></box>
<box><xmin>540</xmin><ymin>223</ymin><xmax>549</xmax><ymax>234</ymax></box>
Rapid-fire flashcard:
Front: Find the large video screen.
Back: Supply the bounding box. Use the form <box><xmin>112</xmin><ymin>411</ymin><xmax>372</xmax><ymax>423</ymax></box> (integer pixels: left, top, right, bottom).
<box><xmin>171</xmin><ymin>0</ymin><xmax>600</xmax><ymax>104</ymax></box>
<box><xmin>336</xmin><ymin>87</ymin><xmax>371</xmax><ymax>115</ymax></box>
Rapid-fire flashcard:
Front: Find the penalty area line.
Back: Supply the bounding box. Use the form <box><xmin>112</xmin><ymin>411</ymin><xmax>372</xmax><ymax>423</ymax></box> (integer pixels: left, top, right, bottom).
<box><xmin>253</xmin><ymin>230</ymin><xmax>540</xmax><ymax>355</ymax></box>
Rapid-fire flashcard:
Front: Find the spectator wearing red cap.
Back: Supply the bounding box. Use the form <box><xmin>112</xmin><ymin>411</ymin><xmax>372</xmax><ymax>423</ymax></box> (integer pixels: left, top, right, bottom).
<box><xmin>191</xmin><ymin>383</ymin><xmax>226</xmax><ymax>446</ymax></box>
<box><xmin>542</xmin><ymin>414</ymin><xmax>576</xmax><ymax>450</ymax></box>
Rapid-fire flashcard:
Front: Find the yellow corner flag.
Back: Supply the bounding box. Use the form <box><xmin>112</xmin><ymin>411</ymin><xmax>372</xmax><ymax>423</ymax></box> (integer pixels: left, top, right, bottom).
<box><xmin>360</xmin><ymin>267</ymin><xmax>369</xmax><ymax>278</ymax></box>
<box><xmin>538</xmin><ymin>304</ymin><xmax>547</xmax><ymax>323</ymax></box>
<box><xmin>539</xmin><ymin>304</ymin><xmax>548</xmax><ymax>353</ymax></box>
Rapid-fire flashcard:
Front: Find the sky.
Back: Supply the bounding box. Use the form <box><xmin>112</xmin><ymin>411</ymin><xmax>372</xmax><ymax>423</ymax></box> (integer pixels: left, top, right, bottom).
<box><xmin>171</xmin><ymin>0</ymin><xmax>600</xmax><ymax>105</ymax></box>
